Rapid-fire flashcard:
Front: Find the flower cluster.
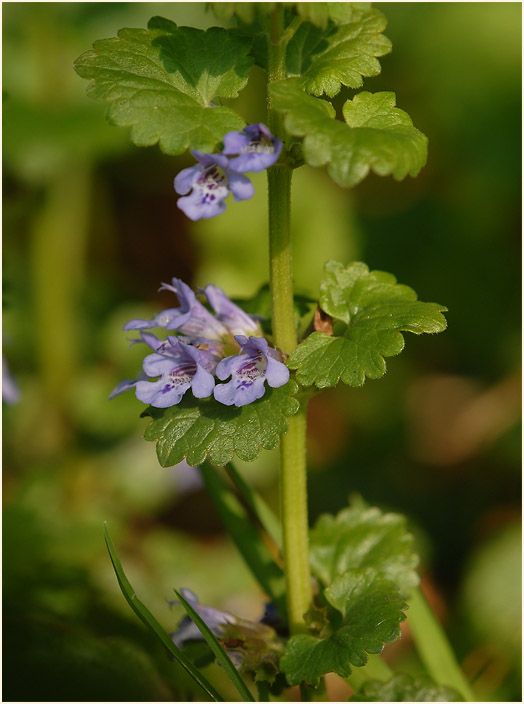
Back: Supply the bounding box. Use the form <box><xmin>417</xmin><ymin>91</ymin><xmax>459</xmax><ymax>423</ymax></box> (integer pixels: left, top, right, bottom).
<box><xmin>110</xmin><ymin>278</ymin><xmax>289</xmax><ymax>408</ymax></box>
<box><xmin>175</xmin><ymin>123</ymin><xmax>282</xmax><ymax>221</ymax></box>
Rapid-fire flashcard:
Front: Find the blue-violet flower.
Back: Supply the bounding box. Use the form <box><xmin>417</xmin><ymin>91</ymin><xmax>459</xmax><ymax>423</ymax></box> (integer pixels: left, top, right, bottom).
<box><xmin>174</xmin><ymin>150</ymin><xmax>254</xmax><ymax>221</ymax></box>
<box><xmin>137</xmin><ymin>335</ymin><xmax>215</xmax><ymax>408</ymax></box>
<box><xmin>111</xmin><ymin>280</ymin><xmax>289</xmax><ymax>409</ymax></box>
<box><xmin>214</xmin><ymin>335</ymin><xmax>289</xmax><ymax>407</ymax></box>
<box><xmin>222</xmin><ymin>123</ymin><xmax>282</xmax><ymax>173</ymax></box>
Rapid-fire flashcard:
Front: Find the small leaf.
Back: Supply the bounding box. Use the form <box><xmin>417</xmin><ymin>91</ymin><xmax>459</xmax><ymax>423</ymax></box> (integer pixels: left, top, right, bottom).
<box><xmin>74</xmin><ymin>21</ymin><xmax>253</xmax><ymax>154</ymax></box>
<box><xmin>288</xmin><ymin>261</ymin><xmax>447</xmax><ymax>389</ymax></box>
<box><xmin>287</xmin><ymin>8</ymin><xmax>391</xmax><ymax>97</ymax></box>
<box><xmin>310</xmin><ymin>502</ymin><xmax>419</xmax><ymax>594</ymax></box>
<box><xmin>271</xmin><ymin>81</ymin><xmax>428</xmax><ymax>187</ymax></box>
<box><xmin>103</xmin><ymin>524</ymin><xmax>224</xmax><ymax>702</ymax></box>
<box><xmin>281</xmin><ymin>568</ymin><xmax>407</xmax><ymax>686</ymax></box>
<box><xmin>349</xmin><ymin>673</ymin><xmax>463</xmax><ymax>701</ymax></box>
<box><xmin>175</xmin><ymin>589</ymin><xmax>255</xmax><ymax>702</ymax></box>
<box><xmin>143</xmin><ymin>381</ymin><xmax>299</xmax><ymax>466</ymax></box>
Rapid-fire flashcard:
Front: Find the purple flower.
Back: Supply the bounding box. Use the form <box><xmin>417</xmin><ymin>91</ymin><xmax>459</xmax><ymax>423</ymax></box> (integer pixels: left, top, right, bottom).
<box><xmin>175</xmin><ymin>150</ymin><xmax>254</xmax><ymax>221</ymax></box>
<box><xmin>204</xmin><ymin>284</ymin><xmax>259</xmax><ymax>337</ymax></box>
<box><xmin>171</xmin><ymin>588</ymin><xmax>236</xmax><ymax>649</ymax></box>
<box><xmin>135</xmin><ymin>337</ymin><xmax>216</xmax><ymax>408</ymax></box>
<box><xmin>124</xmin><ymin>278</ymin><xmax>229</xmax><ymax>341</ymax></box>
<box><xmin>113</xmin><ymin>279</ymin><xmax>289</xmax><ymax>409</ymax></box>
<box><xmin>222</xmin><ymin>123</ymin><xmax>282</xmax><ymax>173</ymax></box>
<box><xmin>213</xmin><ymin>335</ymin><xmax>289</xmax><ymax>407</ymax></box>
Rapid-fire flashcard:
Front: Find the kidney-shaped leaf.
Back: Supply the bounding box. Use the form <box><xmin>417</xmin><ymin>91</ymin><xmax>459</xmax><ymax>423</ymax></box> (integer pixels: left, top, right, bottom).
<box><xmin>281</xmin><ymin>568</ymin><xmax>407</xmax><ymax>686</ymax></box>
<box><xmin>289</xmin><ymin>262</ymin><xmax>446</xmax><ymax>389</ymax></box>
<box><xmin>271</xmin><ymin>81</ymin><xmax>428</xmax><ymax>187</ymax></box>
<box><xmin>310</xmin><ymin>502</ymin><xmax>419</xmax><ymax>594</ymax></box>
<box><xmin>74</xmin><ymin>18</ymin><xmax>253</xmax><ymax>154</ymax></box>
<box><xmin>142</xmin><ymin>381</ymin><xmax>299</xmax><ymax>466</ymax></box>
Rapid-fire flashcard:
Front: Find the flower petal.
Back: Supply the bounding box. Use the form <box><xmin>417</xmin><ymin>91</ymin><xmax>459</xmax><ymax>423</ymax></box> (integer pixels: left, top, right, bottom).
<box><xmin>135</xmin><ymin>376</ymin><xmax>189</xmax><ymax>408</ymax></box>
<box><xmin>222</xmin><ymin>130</ymin><xmax>251</xmax><ymax>155</ymax></box>
<box><xmin>142</xmin><ymin>353</ymin><xmax>177</xmax><ymax>377</ymax></box>
<box><xmin>204</xmin><ymin>285</ymin><xmax>259</xmax><ymax>336</ymax></box>
<box><xmin>123</xmin><ymin>308</ymin><xmax>186</xmax><ymax>331</ymax></box>
<box><xmin>227</xmin><ymin>170</ymin><xmax>255</xmax><ymax>202</ymax></box>
<box><xmin>174</xmin><ymin>165</ymin><xmax>200</xmax><ymax>195</ymax></box>
<box><xmin>191</xmin><ymin>365</ymin><xmax>215</xmax><ymax>398</ymax></box>
<box><xmin>177</xmin><ymin>191</ymin><xmax>227</xmax><ymax>221</ymax></box>
<box><xmin>192</xmin><ymin>150</ymin><xmax>229</xmax><ymax>170</ymax></box>
<box><xmin>213</xmin><ymin>379</ymin><xmax>237</xmax><ymax>406</ymax></box>
<box><xmin>108</xmin><ymin>378</ymin><xmax>138</xmax><ymax>399</ymax></box>
<box><xmin>265</xmin><ymin>356</ymin><xmax>290</xmax><ymax>388</ymax></box>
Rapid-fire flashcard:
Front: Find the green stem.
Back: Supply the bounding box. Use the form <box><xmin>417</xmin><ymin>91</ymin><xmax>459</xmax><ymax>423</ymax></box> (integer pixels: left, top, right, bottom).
<box><xmin>409</xmin><ymin>588</ymin><xmax>475</xmax><ymax>702</ymax></box>
<box><xmin>267</xmin><ymin>165</ymin><xmax>296</xmax><ymax>356</ymax></box>
<box><xmin>279</xmin><ymin>407</ymin><xmax>311</xmax><ymax>634</ymax></box>
<box><xmin>267</xmin><ymin>7</ymin><xmax>313</xmax><ymax>636</ymax></box>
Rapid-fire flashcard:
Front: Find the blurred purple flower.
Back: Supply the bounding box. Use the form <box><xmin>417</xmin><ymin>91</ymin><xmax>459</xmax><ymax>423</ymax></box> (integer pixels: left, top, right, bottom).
<box><xmin>214</xmin><ymin>335</ymin><xmax>289</xmax><ymax>407</ymax></box>
<box><xmin>171</xmin><ymin>588</ymin><xmax>236</xmax><ymax>649</ymax></box>
<box><xmin>175</xmin><ymin>150</ymin><xmax>254</xmax><ymax>221</ymax></box>
<box><xmin>222</xmin><ymin>123</ymin><xmax>282</xmax><ymax>173</ymax></box>
<box><xmin>2</xmin><ymin>356</ymin><xmax>20</xmax><ymax>404</ymax></box>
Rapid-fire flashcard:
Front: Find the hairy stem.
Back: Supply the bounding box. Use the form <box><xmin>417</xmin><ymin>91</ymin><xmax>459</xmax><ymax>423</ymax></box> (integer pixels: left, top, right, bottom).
<box><xmin>267</xmin><ymin>6</ymin><xmax>312</xmax><ymax>635</ymax></box>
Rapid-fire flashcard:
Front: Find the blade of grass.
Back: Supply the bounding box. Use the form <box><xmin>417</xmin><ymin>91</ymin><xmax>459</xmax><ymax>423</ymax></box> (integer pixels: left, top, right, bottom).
<box><xmin>225</xmin><ymin>463</ymin><xmax>282</xmax><ymax>548</ymax></box>
<box><xmin>175</xmin><ymin>589</ymin><xmax>256</xmax><ymax>703</ymax></box>
<box><xmin>104</xmin><ymin>523</ymin><xmax>224</xmax><ymax>702</ymax></box>
<box><xmin>200</xmin><ymin>463</ymin><xmax>287</xmax><ymax>618</ymax></box>
<box><xmin>409</xmin><ymin>587</ymin><xmax>474</xmax><ymax>701</ymax></box>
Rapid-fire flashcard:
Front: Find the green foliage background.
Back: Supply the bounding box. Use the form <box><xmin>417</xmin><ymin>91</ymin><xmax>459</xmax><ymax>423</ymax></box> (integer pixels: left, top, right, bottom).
<box><xmin>3</xmin><ymin>3</ymin><xmax>521</xmax><ymax>701</ymax></box>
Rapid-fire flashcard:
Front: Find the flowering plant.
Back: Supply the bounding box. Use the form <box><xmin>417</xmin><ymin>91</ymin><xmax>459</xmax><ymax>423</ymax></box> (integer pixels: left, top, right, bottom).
<box><xmin>75</xmin><ymin>3</ymin><xmax>475</xmax><ymax>702</ymax></box>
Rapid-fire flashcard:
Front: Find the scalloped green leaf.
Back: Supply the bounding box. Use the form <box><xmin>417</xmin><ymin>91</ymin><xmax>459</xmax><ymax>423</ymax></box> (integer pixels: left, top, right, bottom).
<box><xmin>310</xmin><ymin>502</ymin><xmax>419</xmax><ymax>594</ymax></box>
<box><xmin>287</xmin><ymin>8</ymin><xmax>391</xmax><ymax>97</ymax></box>
<box><xmin>271</xmin><ymin>80</ymin><xmax>428</xmax><ymax>187</ymax></box>
<box><xmin>294</xmin><ymin>3</ymin><xmax>371</xmax><ymax>29</ymax></box>
<box><xmin>142</xmin><ymin>381</ymin><xmax>299</xmax><ymax>467</ymax></box>
<box><xmin>281</xmin><ymin>568</ymin><xmax>407</xmax><ymax>686</ymax></box>
<box><xmin>74</xmin><ymin>19</ymin><xmax>253</xmax><ymax>154</ymax></box>
<box><xmin>288</xmin><ymin>261</ymin><xmax>447</xmax><ymax>389</ymax></box>
<box><xmin>349</xmin><ymin>673</ymin><xmax>463</xmax><ymax>702</ymax></box>
<box><xmin>320</xmin><ymin>260</ymin><xmax>417</xmax><ymax>325</ymax></box>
